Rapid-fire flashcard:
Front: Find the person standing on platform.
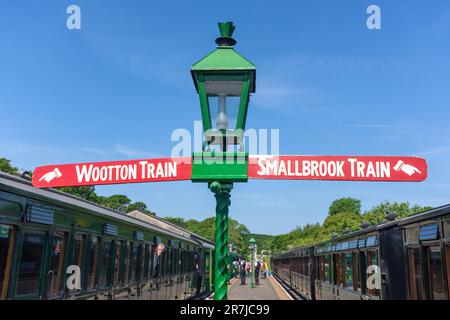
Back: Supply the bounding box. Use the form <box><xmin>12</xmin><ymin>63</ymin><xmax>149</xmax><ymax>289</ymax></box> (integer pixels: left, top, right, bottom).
<box><xmin>246</xmin><ymin>260</ymin><xmax>251</xmax><ymax>280</ymax></box>
<box><xmin>255</xmin><ymin>260</ymin><xmax>261</xmax><ymax>285</ymax></box>
<box><xmin>265</xmin><ymin>261</ymin><xmax>272</xmax><ymax>277</ymax></box>
<box><xmin>240</xmin><ymin>260</ymin><xmax>247</xmax><ymax>285</ymax></box>
<box><xmin>261</xmin><ymin>260</ymin><xmax>267</xmax><ymax>279</ymax></box>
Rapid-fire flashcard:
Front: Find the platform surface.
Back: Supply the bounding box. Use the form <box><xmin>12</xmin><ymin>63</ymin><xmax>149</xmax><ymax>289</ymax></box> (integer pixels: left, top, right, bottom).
<box><xmin>227</xmin><ymin>275</ymin><xmax>291</xmax><ymax>300</ymax></box>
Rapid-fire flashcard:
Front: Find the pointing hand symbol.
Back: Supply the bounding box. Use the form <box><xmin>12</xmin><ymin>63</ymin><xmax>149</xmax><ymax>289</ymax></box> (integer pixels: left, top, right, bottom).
<box><xmin>39</xmin><ymin>168</ymin><xmax>63</xmax><ymax>183</ymax></box>
<box><xmin>393</xmin><ymin>160</ymin><xmax>422</xmax><ymax>176</ymax></box>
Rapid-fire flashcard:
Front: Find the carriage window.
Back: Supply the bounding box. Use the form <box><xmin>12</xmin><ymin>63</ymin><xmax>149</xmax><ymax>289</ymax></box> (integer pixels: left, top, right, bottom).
<box><xmin>302</xmin><ymin>258</ymin><xmax>308</xmax><ymax>275</ymax></box>
<box><xmin>171</xmin><ymin>248</ymin><xmax>176</xmax><ymax>276</ymax></box>
<box><xmin>344</xmin><ymin>253</ymin><xmax>354</xmax><ymax>289</ymax></box>
<box><xmin>353</xmin><ymin>253</ymin><xmax>360</xmax><ymax>292</ymax></box>
<box><xmin>151</xmin><ymin>245</ymin><xmax>158</xmax><ymax>278</ymax></box>
<box><xmin>87</xmin><ymin>237</ymin><xmax>98</xmax><ymax>290</ymax></box>
<box><xmin>176</xmin><ymin>249</ymin><xmax>181</xmax><ymax>275</ymax></box>
<box><xmin>331</xmin><ymin>254</ymin><xmax>337</xmax><ymax>285</ymax></box>
<box><xmin>426</xmin><ymin>246</ymin><xmax>445</xmax><ymax>300</ymax></box>
<box><xmin>127</xmin><ymin>242</ymin><xmax>134</xmax><ymax>282</ymax></box>
<box><xmin>317</xmin><ymin>256</ymin><xmax>322</xmax><ymax>280</ymax></box>
<box><xmin>297</xmin><ymin>257</ymin><xmax>301</xmax><ymax>274</ymax></box>
<box><xmin>340</xmin><ymin>254</ymin><xmax>346</xmax><ymax>287</ymax></box>
<box><xmin>130</xmin><ymin>243</ymin><xmax>138</xmax><ymax>283</ymax></box>
<box><xmin>143</xmin><ymin>244</ymin><xmax>150</xmax><ymax>280</ymax></box>
<box><xmin>0</xmin><ymin>225</ymin><xmax>15</xmax><ymax>299</ymax></box>
<box><xmin>324</xmin><ymin>255</ymin><xmax>330</xmax><ymax>282</ymax></box>
<box><xmin>47</xmin><ymin>231</ymin><xmax>67</xmax><ymax>298</ymax></box>
<box><xmin>150</xmin><ymin>245</ymin><xmax>157</xmax><ymax>278</ymax></box>
<box><xmin>136</xmin><ymin>243</ymin><xmax>144</xmax><ymax>282</ymax></box>
<box><xmin>359</xmin><ymin>252</ymin><xmax>367</xmax><ymax>295</ymax></box>
<box><xmin>332</xmin><ymin>254</ymin><xmax>338</xmax><ymax>285</ymax></box>
<box><xmin>444</xmin><ymin>221</ymin><xmax>450</xmax><ymax>238</ymax></box>
<box><xmin>167</xmin><ymin>250</ymin><xmax>172</xmax><ymax>276</ymax></box>
<box><xmin>112</xmin><ymin>241</ymin><xmax>122</xmax><ymax>285</ymax></box>
<box><xmin>408</xmin><ymin>247</ymin><xmax>423</xmax><ymax>299</ymax></box>
<box><xmin>304</xmin><ymin>257</ymin><xmax>307</xmax><ymax>275</ymax></box>
<box><xmin>72</xmin><ymin>234</ymin><xmax>85</xmax><ymax>267</ymax></box>
<box><xmin>336</xmin><ymin>254</ymin><xmax>342</xmax><ymax>286</ymax></box>
<box><xmin>121</xmin><ymin>242</ymin><xmax>130</xmax><ymax>284</ymax></box>
<box><xmin>174</xmin><ymin>249</ymin><xmax>180</xmax><ymax>276</ymax></box>
<box><xmin>98</xmin><ymin>239</ymin><xmax>112</xmax><ymax>288</ymax></box>
<box><xmin>316</xmin><ymin>256</ymin><xmax>321</xmax><ymax>280</ymax></box>
<box><xmin>161</xmin><ymin>250</ymin><xmax>167</xmax><ymax>277</ymax></box>
<box><xmin>16</xmin><ymin>232</ymin><xmax>45</xmax><ymax>296</ymax></box>
<box><xmin>181</xmin><ymin>250</ymin><xmax>185</xmax><ymax>275</ymax></box>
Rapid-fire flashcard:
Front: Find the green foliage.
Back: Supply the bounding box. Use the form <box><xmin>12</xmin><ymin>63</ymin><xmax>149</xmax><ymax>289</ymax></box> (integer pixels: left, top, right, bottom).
<box><xmin>0</xmin><ymin>158</ymin><xmax>18</xmax><ymax>174</ymax></box>
<box><xmin>362</xmin><ymin>201</ymin><xmax>433</xmax><ymax>225</ymax></box>
<box><xmin>163</xmin><ymin>216</ymin><xmax>251</xmax><ymax>255</ymax></box>
<box><xmin>328</xmin><ymin>197</ymin><xmax>361</xmax><ymax>216</ymax></box>
<box><xmin>269</xmin><ymin>223</ymin><xmax>322</xmax><ymax>253</ymax></box>
<box><xmin>96</xmin><ymin>194</ymin><xmax>131</xmax><ymax>211</ymax></box>
<box><xmin>59</xmin><ymin>186</ymin><xmax>154</xmax><ymax>214</ymax></box>
<box><xmin>58</xmin><ymin>186</ymin><xmax>98</xmax><ymax>202</ymax></box>
<box><xmin>319</xmin><ymin>211</ymin><xmax>361</xmax><ymax>241</ymax></box>
<box><xmin>164</xmin><ymin>217</ymin><xmax>189</xmax><ymax>228</ymax></box>
<box><xmin>125</xmin><ymin>201</ymin><xmax>153</xmax><ymax>214</ymax></box>
<box><xmin>229</xmin><ymin>219</ymin><xmax>251</xmax><ymax>255</ymax></box>
<box><xmin>248</xmin><ymin>233</ymin><xmax>275</xmax><ymax>253</ymax></box>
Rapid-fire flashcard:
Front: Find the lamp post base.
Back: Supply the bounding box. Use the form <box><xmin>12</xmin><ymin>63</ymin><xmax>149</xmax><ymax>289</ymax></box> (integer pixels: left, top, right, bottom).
<box><xmin>210</xmin><ymin>181</ymin><xmax>232</xmax><ymax>301</ymax></box>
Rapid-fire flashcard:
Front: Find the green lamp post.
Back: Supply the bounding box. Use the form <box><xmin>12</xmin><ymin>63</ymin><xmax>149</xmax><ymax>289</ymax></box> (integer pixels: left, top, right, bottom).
<box><xmin>249</xmin><ymin>238</ymin><xmax>257</xmax><ymax>289</ymax></box>
<box><xmin>191</xmin><ymin>21</ymin><xmax>256</xmax><ymax>300</ymax></box>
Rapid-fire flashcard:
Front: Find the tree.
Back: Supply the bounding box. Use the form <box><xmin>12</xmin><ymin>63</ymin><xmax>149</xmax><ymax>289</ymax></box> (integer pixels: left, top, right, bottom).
<box><xmin>319</xmin><ymin>211</ymin><xmax>361</xmax><ymax>241</ymax></box>
<box><xmin>162</xmin><ymin>216</ymin><xmax>252</xmax><ymax>255</ymax></box>
<box><xmin>125</xmin><ymin>201</ymin><xmax>155</xmax><ymax>215</ymax></box>
<box><xmin>0</xmin><ymin>158</ymin><xmax>18</xmax><ymax>174</ymax></box>
<box><xmin>362</xmin><ymin>201</ymin><xmax>433</xmax><ymax>225</ymax></box>
<box><xmin>97</xmin><ymin>194</ymin><xmax>131</xmax><ymax>212</ymax></box>
<box><xmin>164</xmin><ymin>217</ymin><xmax>188</xmax><ymax>229</ymax></box>
<box><xmin>328</xmin><ymin>198</ymin><xmax>361</xmax><ymax>216</ymax></box>
<box><xmin>58</xmin><ymin>186</ymin><xmax>98</xmax><ymax>201</ymax></box>
<box><xmin>229</xmin><ymin>219</ymin><xmax>251</xmax><ymax>255</ymax></box>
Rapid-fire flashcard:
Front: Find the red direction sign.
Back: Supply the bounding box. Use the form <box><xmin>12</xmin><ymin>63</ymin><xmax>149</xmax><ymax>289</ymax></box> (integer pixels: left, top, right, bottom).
<box><xmin>32</xmin><ymin>155</ymin><xmax>427</xmax><ymax>188</ymax></box>
<box><xmin>32</xmin><ymin>157</ymin><xmax>192</xmax><ymax>188</ymax></box>
<box><xmin>248</xmin><ymin>156</ymin><xmax>427</xmax><ymax>182</ymax></box>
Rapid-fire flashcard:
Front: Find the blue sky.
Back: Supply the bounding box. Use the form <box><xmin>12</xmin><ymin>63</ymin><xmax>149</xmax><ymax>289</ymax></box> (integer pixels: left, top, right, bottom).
<box><xmin>1</xmin><ymin>1</ymin><xmax>450</xmax><ymax>235</ymax></box>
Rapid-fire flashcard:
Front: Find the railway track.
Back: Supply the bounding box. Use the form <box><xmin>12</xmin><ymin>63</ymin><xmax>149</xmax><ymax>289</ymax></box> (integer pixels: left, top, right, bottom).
<box><xmin>272</xmin><ymin>273</ymin><xmax>305</xmax><ymax>300</ymax></box>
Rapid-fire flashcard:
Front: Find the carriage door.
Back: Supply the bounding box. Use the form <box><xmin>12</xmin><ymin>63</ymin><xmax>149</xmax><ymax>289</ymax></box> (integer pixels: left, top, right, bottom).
<box><xmin>0</xmin><ymin>225</ymin><xmax>16</xmax><ymax>300</ymax></box>
<box><xmin>407</xmin><ymin>247</ymin><xmax>424</xmax><ymax>299</ymax></box>
<box><xmin>424</xmin><ymin>245</ymin><xmax>446</xmax><ymax>300</ymax></box>
<box><xmin>15</xmin><ymin>231</ymin><xmax>47</xmax><ymax>299</ymax></box>
<box><xmin>47</xmin><ymin>231</ymin><xmax>68</xmax><ymax>299</ymax></box>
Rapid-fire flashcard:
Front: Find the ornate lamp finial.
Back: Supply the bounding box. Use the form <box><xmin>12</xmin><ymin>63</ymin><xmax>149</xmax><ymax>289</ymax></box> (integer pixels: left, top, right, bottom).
<box><xmin>216</xmin><ymin>21</ymin><xmax>237</xmax><ymax>47</ymax></box>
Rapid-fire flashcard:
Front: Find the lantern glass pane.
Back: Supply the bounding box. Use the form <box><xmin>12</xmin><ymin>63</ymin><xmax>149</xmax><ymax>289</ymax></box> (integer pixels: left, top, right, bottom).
<box><xmin>205</xmin><ymin>80</ymin><xmax>243</xmax><ymax>130</ymax></box>
<box><xmin>208</xmin><ymin>95</ymin><xmax>240</xmax><ymax>130</ymax></box>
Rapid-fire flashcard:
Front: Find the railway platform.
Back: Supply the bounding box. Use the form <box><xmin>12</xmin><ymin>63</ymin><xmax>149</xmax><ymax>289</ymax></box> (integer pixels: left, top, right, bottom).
<box><xmin>227</xmin><ymin>275</ymin><xmax>292</xmax><ymax>300</ymax></box>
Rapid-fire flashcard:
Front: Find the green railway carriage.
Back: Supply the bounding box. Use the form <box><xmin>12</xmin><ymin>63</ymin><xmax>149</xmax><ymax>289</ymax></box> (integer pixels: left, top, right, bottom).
<box><xmin>0</xmin><ymin>172</ymin><xmax>214</xmax><ymax>300</ymax></box>
<box><xmin>273</xmin><ymin>204</ymin><xmax>450</xmax><ymax>300</ymax></box>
